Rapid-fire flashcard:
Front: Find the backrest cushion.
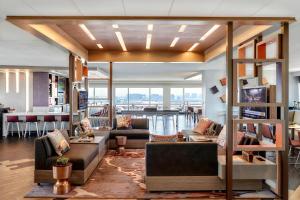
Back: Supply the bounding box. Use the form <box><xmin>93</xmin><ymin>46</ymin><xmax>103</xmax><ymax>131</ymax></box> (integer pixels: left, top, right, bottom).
<box><xmin>150</xmin><ymin>134</ymin><xmax>177</xmax><ymax>142</ymax></box>
<box><xmin>42</xmin><ymin>137</ymin><xmax>55</xmax><ymax>157</ymax></box>
<box><xmin>47</xmin><ymin>129</ymin><xmax>70</xmax><ymax>156</ymax></box>
<box><xmin>131</xmin><ymin>118</ymin><xmax>149</xmax><ymax>129</ymax></box>
<box><xmin>193</xmin><ymin>118</ymin><xmax>213</xmax><ymax>134</ymax></box>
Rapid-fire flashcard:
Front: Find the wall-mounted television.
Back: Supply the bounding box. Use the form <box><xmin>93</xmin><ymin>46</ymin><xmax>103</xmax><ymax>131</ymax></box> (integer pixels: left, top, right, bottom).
<box><xmin>78</xmin><ymin>90</ymin><xmax>88</xmax><ymax>110</ymax></box>
<box><xmin>240</xmin><ymin>86</ymin><xmax>267</xmax><ymax>119</ymax></box>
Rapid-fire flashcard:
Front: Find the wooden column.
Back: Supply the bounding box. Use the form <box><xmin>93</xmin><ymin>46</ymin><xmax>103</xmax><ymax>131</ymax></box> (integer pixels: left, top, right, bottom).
<box><xmin>68</xmin><ymin>53</ymin><xmax>75</xmax><ymax>134</ymax></box>
<box><xmin>281</xmin><ymin>22</ymin><xmax>289</xmax><ymax>200</ymax></box>
<box><xmin>108</xmin><ymin>62</ymin><xmax>113</xmax><ymax>127</ymax></box>
<box><xmin>226</xmin><ymin>21</ymin><xmax>234</xmax><ymax>200</ymax></box>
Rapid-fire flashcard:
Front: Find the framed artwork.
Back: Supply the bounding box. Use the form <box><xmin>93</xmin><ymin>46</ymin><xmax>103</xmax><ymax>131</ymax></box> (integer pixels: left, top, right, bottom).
<box><xmin>210</xmin><ymin>86</ymin><xmax>219</xmax><ymax>94</ymax></box>
<box><xmin>219</xmin><ymin>77</ymin><xmax>226</xmax><ymax>86</ymax></box>
<box><xmin>220</xmin><ymin>94</ymin><xmax>226</xmax><ymax>103</ymax></box>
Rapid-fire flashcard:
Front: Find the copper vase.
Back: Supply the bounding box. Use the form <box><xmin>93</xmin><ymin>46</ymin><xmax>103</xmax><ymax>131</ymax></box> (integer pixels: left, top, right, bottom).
<box><xmin>53</xmin><ymin>163</ymin><xmax>72</xmax><ymax>194</ymax></box>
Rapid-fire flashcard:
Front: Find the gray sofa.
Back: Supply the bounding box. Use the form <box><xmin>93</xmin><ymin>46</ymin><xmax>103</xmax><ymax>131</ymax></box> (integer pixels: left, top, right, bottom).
<box><xmin>34</xmin><ymin>135</ymin><xmax>106</xmax><ymax>185</ymax></box>
<box><xmin>109</xmin><ymin>118</ymin><xmax>150</xmax><ymax>149</ymax></box>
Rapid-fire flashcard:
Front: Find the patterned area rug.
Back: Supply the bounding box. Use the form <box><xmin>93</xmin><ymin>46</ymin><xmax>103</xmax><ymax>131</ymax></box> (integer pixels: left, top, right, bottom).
<box><xmin>26</xmin><ymin>150</ymin><xmax>226</xmax><ymax>199</ymax></box>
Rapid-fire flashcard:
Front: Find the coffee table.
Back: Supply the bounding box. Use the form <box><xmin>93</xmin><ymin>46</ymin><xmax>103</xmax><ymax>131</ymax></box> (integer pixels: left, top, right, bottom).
<box><xmin>70</xmin><ymin>136</ymin><xmax>107</xmax><ymax>159</ymax></box>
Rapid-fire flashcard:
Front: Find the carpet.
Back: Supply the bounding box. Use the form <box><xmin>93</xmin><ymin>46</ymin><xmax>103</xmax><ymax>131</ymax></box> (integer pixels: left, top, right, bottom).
<box><xmin>26</xmin><ymin>150</ymin><xmax>226</xmax><ymax>199</ymax></box>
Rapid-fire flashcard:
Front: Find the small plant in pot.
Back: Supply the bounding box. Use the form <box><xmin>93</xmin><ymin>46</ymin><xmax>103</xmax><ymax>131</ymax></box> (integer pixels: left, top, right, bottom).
<box><xmin>52</xmin><ymin>156</ymin><xmax>72</xmax><ymax>195</ymax></box>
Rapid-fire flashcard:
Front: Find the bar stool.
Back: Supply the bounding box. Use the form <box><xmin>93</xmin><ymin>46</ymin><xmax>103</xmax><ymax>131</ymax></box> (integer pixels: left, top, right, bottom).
<box><xmin>6</xmin><ymin>116</ymin><xmax>22</xmax><ymax>138</ymax></box>
<box><xmin>24</xmin><ymin>115</ymin><xmax>40</xmax><ymax>137</ymax></box>
<box><xmin>42</xmin><ymin>115</ymin><xmax>56</xmax><ymax>135</ymax></box>
<box><xmin>60</xmin><ymin>115</ymin><xmax>69</xmax><ymax>130</ymax></box>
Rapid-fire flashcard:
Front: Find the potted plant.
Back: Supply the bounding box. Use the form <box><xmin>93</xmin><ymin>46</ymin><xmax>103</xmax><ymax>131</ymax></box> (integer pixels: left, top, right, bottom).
<box><xmin>52</xmin><ymin>156</ymin><xmax>72</xmax><ymax>194</ymax></box>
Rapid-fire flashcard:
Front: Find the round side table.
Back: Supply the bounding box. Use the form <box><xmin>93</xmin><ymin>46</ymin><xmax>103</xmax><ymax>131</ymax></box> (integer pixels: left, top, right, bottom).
<box><xmin>115</xmin><ymin>136</ymin><xmax>127</xmax><ymax>155</ymax></box>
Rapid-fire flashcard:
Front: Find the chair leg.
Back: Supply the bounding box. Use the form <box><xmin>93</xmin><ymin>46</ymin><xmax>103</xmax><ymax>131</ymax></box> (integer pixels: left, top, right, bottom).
<box><xmin>53</xmin><ymin>122</ymin><xmax>56</xmax><ymax>130</ymax></box>
<box><xmin>6</xmin><ymin>122</ymin><xmax>10</xmax><ymax>138</ymax></box>
<box><xmin>24</xmin><ymin>123</ymin><xmax>28</xmax><ymax>137</ymax></box>
<box><xmin>17</xmin><ymin>122</ymin><xmax>21</xmax><ymax>138</ymax></box>
<box><xmin>295</xmin><ymin>151</ymin><xmax>300</xmax><ymax>168</ymax></box>
<box><xmin>35</xmin><ymin>122</ymin><xmax>39</xmax><ymax>137</ymax></box>
<box><xmin>43</xmin><ymin>122</ymin><xmax>47</xmax><ymax>135</ymax></box>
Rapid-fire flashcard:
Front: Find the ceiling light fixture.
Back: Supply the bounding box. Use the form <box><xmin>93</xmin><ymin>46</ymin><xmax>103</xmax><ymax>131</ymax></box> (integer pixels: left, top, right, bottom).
<box><xmin>148</xmin><ymin>24</ymin><xmax>153</xmax><ymax>31</ymax></box>
<box><xmin>170</xmin><ymin>37</ymin><xmax>179</xmax><ymax>47</ymax></box>
<box><xmin>146</xmin><ymin>34</ymin><xmax>152</xmax><ymax>50</ymax></box>
<box><xmin>79</xmin><ymin>24</ymin><xmax>96</xmax><ymax>40</ymax></box>
<box><xmin>199</xmin><ymin>25</ymin><xmax>220</xmax><ymax>41</ymax></box>
<box><xmin>15</xmin><ymin>70</ymin><xmax>19</xmax><ymax>93</ymax></box>
<box><xmin>115</xmin><ymin>32</ymin><xmax>127</xmax><ymax>51</ymax></box>
<box><xmin>5</xmin><ymin>71</ymin><xmax>9</xmax><ymax>93</ymax></box>
<box><xmin>97</xmin><ymin>43</ymin><xmax>103</xmax><ymax>49</ymax></box>
<box><xmin>178</xmin><ymin>25</ymin><xmax>187</xmax><ymax>32</ymax></box>
<box><xmin>112</xmin><ymin>24</ymin><xmax>119</xmax><ymax>29</ymax></box>
<box><xmin>188</xmin><ymin>43</ymin><xmax>199</xmax><ymax>52</ymax></box>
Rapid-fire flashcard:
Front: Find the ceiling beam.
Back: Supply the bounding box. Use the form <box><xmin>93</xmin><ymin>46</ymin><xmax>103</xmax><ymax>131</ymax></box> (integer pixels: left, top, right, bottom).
<box><xmin>6</xmin><ymin>16</ymin><xmax>296</xmax><ymax>25</ymax></box>
<box><xmin>88</xmin><ymin>51</ymin><xmax>204</xmax><ymax>62</ymax></box>
<box><xmin>29</xmin><ymin>24</ymin><xmax>88</xmax><ymax>60</ymax></box>
<box><xmin>204</xmin><ymin>25</ymin><xmax>272</xmax><ymax>61</ymax></box>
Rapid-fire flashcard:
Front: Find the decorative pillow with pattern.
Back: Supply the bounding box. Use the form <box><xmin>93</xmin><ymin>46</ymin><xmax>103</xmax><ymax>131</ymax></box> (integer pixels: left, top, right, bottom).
<box><xmin>81</xmin><ymin>117</ymin><xmax>92</xmax><ymax>132</ymax></box>
<box><xmin>47</xmin><ymin>130</ymin><xmax>70</xmax><ymax>156</ymax></box>
<box><xmin>150</xmin><ymin>134</ymin><xmax>177</xmax><ymax>142</ymax></box>
<box><xmin>116</xmin><ymin>115</ymin><xmax>132</xmax><ymax>129</ymax></box>
<box><xmin>59</xmin><ymin>129</ymin><xmax>70</xmax><ymax>144</ymax></box>
<box><xmin>193</xmin><ymin>118</ymin><xmax>213</xmax><ymax>134</ymax></box>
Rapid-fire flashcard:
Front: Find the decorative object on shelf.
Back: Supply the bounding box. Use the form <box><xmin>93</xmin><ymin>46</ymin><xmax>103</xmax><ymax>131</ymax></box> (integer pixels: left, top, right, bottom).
<box><xmin>219</xmin><ymin>77</ymin><xmax>226</xmax><ymax>86</ymax></box>
<box><xmin>177</xmin><ymin>131</ymin><xmax>185</xmax><ymax>142</ymax></box>
<box><xmin>220</xmin><ymin>94</ymin><xmax>226</xmax><ymax>103</ymax></box>
<box><xmin>241</xmin><ymin>151</ymin><xmax>254</xmax><ymax>162</ymax></box>
<box><xmin>53</xmin><ymin>156</ymin><xmax>72</xmax><ymax>195</ymax></box>
<box><xmin>242</xmin><ymin>79</ymin><xmax>248</xmax><ymax>85</ymax></box>
<box><xmin>116</xmin><ymin>136</ymin><xmax>127</xmax><ymax>155</ymax></box>
<box><xmin>209</xmin><ymin>86</ymin><xmax>219</xmax><ymax>94</ymax></box>
<box><xmin>83</xmin><ymin>65</ymin><xmax>88</xmax><ymax>77</ymax></box>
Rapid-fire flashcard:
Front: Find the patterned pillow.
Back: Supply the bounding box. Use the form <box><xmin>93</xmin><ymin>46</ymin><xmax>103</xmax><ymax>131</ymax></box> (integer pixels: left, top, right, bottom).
<box><xmin>116</xmin><ymin>115</ymin><xmax>132</xmax><ymax>129</ymax></box>
<box><xmin>150</xmin><ymin>134</ymin><xmax>177</xmax><ymax>142</ymax></box>
<box><xmin>217</xmin><ymin>125</ymin><xmax>226</xmax><ymax>148</ymax></box>
<box><xmin>193</xmin><ymin>118</ymin><xmax>213</xmax><ymax>134</ymax></box>
<box><xmin>60</xmin><ymin>129</ymin><xmax>70</xmax><ymax>144</ymax></box>
<box><xmin>47</xmin><ymin>130</ymin><xmax>70</xmax><ymax>156</ymax></box>
<box><xmin>81</xmin><ymin>117</ymin><xmax>92</xmax><ymax>132</ymax></box>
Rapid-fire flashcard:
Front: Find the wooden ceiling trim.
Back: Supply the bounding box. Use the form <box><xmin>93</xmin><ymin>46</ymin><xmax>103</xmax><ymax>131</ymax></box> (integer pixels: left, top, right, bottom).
<box><xmin>204</xmin><ymin>25</ymin><xmax>271</xmax><ymax>61</ymax></box>
<box><xmin>29</xmin><ymin>24</ymin><xmax>88</xmax><ymax>60</ymax></box>
<box><xmin>6</xmin><ymin>16</ymin><xmax>296</xmax><ymax>25</ymax></box>
<box><xmin>88</xmin><ymin>51</ymin><xmax>204</xmax><ymax>62</ymax></box>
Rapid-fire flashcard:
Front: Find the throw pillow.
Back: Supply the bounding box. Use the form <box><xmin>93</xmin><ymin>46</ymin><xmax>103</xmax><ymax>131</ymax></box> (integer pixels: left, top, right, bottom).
<box><xmin>116</xmin><ymin>115</ymin><xmax>132</xmax><ymax>129</ymax></box>
<box><xmin>217</xmin><ymin>125</ymin><xmax>226</xmax><ymax>148</ymax></box>
<box><xmin>60</xmin><ymin>129</ymin><xmax>70</xmax><ymax>144</ymax></box>
<box><xmin>47</xmin><ymin>130</ymin><xmax>70</xmax><ymax>156</ymax></box>
<box><xmin>81</xmin><ymin>117</ymin><xmax>92</xmax><ymax>132</ymax></box>
<box><xmin>206</xmin><ymin>123</ymin><xmax>216</xmax><ymax>136</ymax></box>
<box><xmin>193</xmin><ymin>118</ymin><xmax>213</xmax><ymax>134</ymax></box>
<box><xmin>150</xmin><ymin>134</ymin><xmax>177</xmax><ymax>142</ymax></box>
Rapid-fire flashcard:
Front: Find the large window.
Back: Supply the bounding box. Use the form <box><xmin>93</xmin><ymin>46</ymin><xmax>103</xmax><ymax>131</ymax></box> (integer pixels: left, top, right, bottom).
<box><xmin>150</xmin><ymin>88</ymin><xmax>163</xmax><ymax>108</ymax></box>
<box><xmin>88</xmin><ymin>87</ymin><xmax>108</xmax><ymax>105</ymax></box>
<box><xmin>170</xmin><ymin>87</ymin><xmax>202</xmax><ymax>109</ymax></box>
<box><xmin>115</xmin><ymin>87</ymin><xmax>163</xmax><ymax>110</ymax></box>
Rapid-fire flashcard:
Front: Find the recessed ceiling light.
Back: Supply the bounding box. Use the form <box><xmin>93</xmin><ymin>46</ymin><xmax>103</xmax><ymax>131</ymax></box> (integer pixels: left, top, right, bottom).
<box><xmin>187</xmin><ymin>43</ymin><xmax>199</xmax><ymax>52</ymax></box>
<box><xmin>178</xmin><ymin>25</ymin><xmax>187</xmax><ymax>32</ymax></box>
<box><xmin>146</xmin><ymin>34</ymin><xmax>152</xmax><ymax>50</ymax></box>
<box><xmin>112</xmin><ymin>24</ymin><xmax>119</xmax><ymax>29</ymax></box>
<box><xmin>79</xmin><ymin>24</ymin><xmax>96</xmax><ymax>40</ymax></box>
<box><xmin>115</xmin><ymin>32</ymin><xmax>127</xmax><ymax>51</ymax></box>
<box><xmin>199</xmin><ymin>25</ymin><xmax>220</xmax><ymax>41</ymax></box>
<box><xmin>97</xmin><ymin>43</ymin><xmax>103</xmax><ymax>49</ymax></box>
<box><xmin>148</xmin><ymin>24</ymin><xmax>153</xmax><ymax>31</ymax></box>
<box><xmin>170</xmin><ymin>37</ymin><xmax>179</xmax><ymax>47</ymax></box>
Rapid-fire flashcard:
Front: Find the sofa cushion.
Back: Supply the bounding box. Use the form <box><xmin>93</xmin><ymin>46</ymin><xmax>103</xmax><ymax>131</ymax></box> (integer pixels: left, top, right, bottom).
<box><xmin>45</xmin><ymin>143</ymin><xmax>98</xmax><ymax>170</ymax></box>
<box><xmin>110</xmin><ymin>129</ymin><xmax>150</xmax><ymax>139</ymax></box>
<box><xmin>42</xmin><ymin>137</ymin><xmax>55</xmax><ymax>157</ymax></box>
<box><xmin>193</xmin><ymin>118</ymin><xmax>213</xmax><ymax>134</ymax></box>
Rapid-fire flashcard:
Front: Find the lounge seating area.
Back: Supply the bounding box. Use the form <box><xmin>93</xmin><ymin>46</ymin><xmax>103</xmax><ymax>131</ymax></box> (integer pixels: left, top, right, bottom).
<box><xmin>1</xmin><ymin>2</ymin><xmax>300</xmax><ymax>199</ymax></box>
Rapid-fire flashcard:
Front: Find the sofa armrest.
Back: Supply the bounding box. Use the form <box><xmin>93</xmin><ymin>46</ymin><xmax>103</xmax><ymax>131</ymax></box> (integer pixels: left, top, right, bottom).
<box><xmin>34</xmin><ymin>137</ymin><xmax>48</xmax><ymax>170</ymax></box>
